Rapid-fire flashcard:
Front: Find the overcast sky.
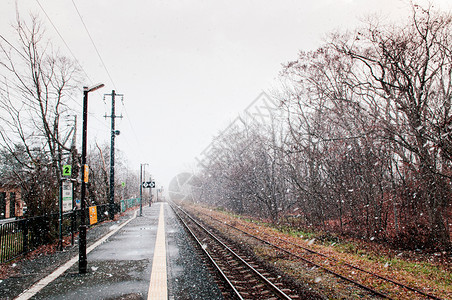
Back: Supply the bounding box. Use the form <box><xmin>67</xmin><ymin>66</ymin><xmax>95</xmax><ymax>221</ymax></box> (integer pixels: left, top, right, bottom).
<box><xmin>1</xmin><ymin>0</ymin><xmax>451</xmax><ymax>189</ymax></box>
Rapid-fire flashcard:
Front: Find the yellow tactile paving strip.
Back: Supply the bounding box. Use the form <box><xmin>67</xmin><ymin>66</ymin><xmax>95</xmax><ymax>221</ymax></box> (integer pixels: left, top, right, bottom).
<box><xmin>148</xmin><ymin>203</ymin><xmax>168</xmax><ymax>300</ymax></box>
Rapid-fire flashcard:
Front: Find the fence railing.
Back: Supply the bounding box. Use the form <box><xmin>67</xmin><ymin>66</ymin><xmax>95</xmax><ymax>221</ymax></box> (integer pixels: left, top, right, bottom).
<box><xmin>0</xmin><ymin>200</ymin><xmax>139</xmax><ymax>264</ymax></box>
<box><xmin>119</xmin><ymin>198</ymin><xmax>140</xmax><ymax>212</ymax></box>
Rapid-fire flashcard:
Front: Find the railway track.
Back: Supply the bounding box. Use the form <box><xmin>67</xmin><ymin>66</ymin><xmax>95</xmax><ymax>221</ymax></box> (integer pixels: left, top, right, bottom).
<box><xmin>188</xmin><ymin>206</ymin><xmax>444</xmax><ymax>300</ymax></box>
<box><xmin>170</xmin><ymin>203</ymin><xmax>320</xmax><ymax>299</ymax></box>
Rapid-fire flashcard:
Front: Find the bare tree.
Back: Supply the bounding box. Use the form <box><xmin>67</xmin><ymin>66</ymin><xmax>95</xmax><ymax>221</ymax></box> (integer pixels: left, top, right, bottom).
<box><xmin>0</xmin><ymin>13</ymin><xmax>80</xmax><ymax>214</ymax></box>
<box><xmin>279</xmin><ymin>5</ymin><xmax>451</xmax><ymax>250</ymax></box>
<box><xmin>331</xmin><ymin>5</ymin><xmax>452</xmax><ymax>249</ymax></box>
<box><xmin>197</xmin><ymin>117</ymin><xmax>293</xmax><ymax>222</ymax></box>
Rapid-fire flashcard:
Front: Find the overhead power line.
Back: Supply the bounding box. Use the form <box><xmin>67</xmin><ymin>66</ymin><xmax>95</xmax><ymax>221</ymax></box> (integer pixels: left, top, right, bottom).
<box><xmin>0</xmin><ymin>34</ymin><xmax>27</xmax><ymax>60</ymax></box>
<box><xmin>34</xmin><ymin>0</ymin><xmax>93</xmax><ymax>84</ymax></box>
<box><xmin>34</xmin><ymin>0</ymin><xmax>143</xmax><ymax>165</ymax></box>
<box><xmin>120</xmin><ymin>99</ymin><xmax>146</xmax><ymax>162</ymax></box>
<box><xmin>71</xmin><ymin>0</ymin><xmax>117</xmax><ymax>89</ymax></box>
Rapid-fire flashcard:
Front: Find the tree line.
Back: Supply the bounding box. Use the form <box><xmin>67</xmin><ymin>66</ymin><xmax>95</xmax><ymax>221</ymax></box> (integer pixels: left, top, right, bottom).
<box><xmin>0</xmin><ymin>14</ymin><xmax>138</xmax><ymax>216</ymax></box>
<box><xmin>195</xmin><ymin>6</ymin><xmax>451</xmax><ymax>251</ymax></box>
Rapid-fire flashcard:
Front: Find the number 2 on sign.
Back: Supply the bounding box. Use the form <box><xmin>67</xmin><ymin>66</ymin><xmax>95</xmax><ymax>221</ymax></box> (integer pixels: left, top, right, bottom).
<box><xmin>63</xmin><ymin>165</ymin><xmax>71</xmax><ymax>176</ymax></box>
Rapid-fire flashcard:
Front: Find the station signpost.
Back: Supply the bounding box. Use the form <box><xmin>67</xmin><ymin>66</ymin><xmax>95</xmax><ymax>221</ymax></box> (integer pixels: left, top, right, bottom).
<box><xmin>59</xmin><ymin>165</ymin><xmax>74</xmax><ymax>251</ymax></box>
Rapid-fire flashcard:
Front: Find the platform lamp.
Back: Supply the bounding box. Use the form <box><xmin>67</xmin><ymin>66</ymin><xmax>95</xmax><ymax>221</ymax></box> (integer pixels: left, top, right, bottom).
<box><xmin>79</xmin><ymin>83</ymin><xmax>104</xmax><ymax>274</ymax></box>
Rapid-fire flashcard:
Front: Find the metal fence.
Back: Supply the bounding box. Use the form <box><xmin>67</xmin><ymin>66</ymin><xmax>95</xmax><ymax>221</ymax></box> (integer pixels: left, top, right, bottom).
<box><xmin>0</xmin><ymin>200</ymin><xmax>139</xmax><ymax>264</ymax></box>
<box><xmin>119</xmin><ymin>198</ymin><xmax>140</xmax><ymax>212</ymax></box>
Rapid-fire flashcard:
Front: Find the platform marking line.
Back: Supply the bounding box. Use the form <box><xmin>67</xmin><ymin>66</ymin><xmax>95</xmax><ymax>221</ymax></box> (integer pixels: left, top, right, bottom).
<box><xmin>15</xmin><ymin>210</ymin><xmax>138</xmax><ymax>300</ymax></box>
<box><xmin>148</xmin><ymin>203</ymin><xmax>168</xmax><ymax>300</ymax></box>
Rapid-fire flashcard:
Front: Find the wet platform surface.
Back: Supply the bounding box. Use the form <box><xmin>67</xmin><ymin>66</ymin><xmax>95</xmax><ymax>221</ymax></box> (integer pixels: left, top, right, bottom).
<box><xmin>11</xmin><ymin>202</ymin><xmax>223</xmax><ymax>300</ymax></box>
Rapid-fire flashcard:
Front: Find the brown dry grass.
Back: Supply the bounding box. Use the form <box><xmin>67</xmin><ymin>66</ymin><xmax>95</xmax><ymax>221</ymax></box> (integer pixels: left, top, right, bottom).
<box><xmin>184</xmin><ymin>203</ymin><xmax>451</xmax><ymax>300</ymax></box>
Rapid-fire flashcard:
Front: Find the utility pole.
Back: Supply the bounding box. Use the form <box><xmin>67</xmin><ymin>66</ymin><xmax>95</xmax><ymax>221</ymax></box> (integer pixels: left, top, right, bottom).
<box><xmin>139</xmin><ymin>163</ymin><xmax>148</xmax><ymax>216</ymax></box>
<box><xmin>143</xmin><ymin>166</ymin><xmax>147</xmax><ymax>206</ymax></box>
<box><xmin>154</xmin><ymin>181</ymin><xmax>157</xmax><ymax>205</ymax></box>
<box><xmin>104</xmin><ymin>90</ymin><xmax>123</xmax><ymax>220</ymax></box>
<box><xmin>139</xmin><ymin>164</ymin><xmax>142</xmax><ymax>217</ymax></box>
<box><xmin>149</xmin><ymin>175</ymin><xmax>153</xmax><ymax>207</ymax></box>
<box><xmin>69</xmin><ymin>114</ymin><xmax>78</xmax><ymax>178</ymax></box>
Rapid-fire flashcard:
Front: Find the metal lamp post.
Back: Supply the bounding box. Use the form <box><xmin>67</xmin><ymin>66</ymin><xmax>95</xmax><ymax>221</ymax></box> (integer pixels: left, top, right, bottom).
<box><xmin>79</xmin><ymin>83</ymin><xmax>104</xmax><ymax>274</ymax></box>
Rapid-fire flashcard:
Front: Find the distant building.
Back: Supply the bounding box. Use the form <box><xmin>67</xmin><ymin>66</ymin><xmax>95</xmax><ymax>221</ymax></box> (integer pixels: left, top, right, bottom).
<box><xmin>0</xmin><ymin>184</ymin><xmax>25</xmax><ymax>219</ymax></box>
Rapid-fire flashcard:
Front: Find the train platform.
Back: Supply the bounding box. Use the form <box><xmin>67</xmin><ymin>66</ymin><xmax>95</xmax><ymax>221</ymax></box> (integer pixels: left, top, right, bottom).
<box><xmin>1</xmin><ymin>202</ymin><xmax>223</xmax><ymax>300</ymax></box>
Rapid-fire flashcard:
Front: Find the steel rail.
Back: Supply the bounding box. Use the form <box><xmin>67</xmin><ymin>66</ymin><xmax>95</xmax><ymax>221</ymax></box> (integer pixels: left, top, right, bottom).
<box><xmin>190</xmin><ymin>209</ymin><xmax>390</xmax><ymax>299</ymax></box>
<box><xmin>170</xmin><ymin>204</ymin><xmax>244</xmax><ymax>300</ymax></box>
<box><xmin>205</xmin><ymin>213</ymin><xmax>444</xmax><ymax>300</ymax></box>
<box><xmin>172</xmin><ymin>203</ymin><xmax>294</xmax><ymax>300</ymax></box>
